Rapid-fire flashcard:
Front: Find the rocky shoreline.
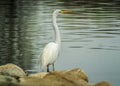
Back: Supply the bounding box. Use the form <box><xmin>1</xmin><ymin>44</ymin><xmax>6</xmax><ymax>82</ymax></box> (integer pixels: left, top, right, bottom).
<box><xmin>0</xmin><ymin>63</ymin><xmax>112</xmax><ymax>86</ymax></box>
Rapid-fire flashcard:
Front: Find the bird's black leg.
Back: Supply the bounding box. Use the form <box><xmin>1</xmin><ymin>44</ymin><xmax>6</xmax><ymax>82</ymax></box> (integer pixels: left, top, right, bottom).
<box><xmin>52</xmin><ymin>63</ymin><xmax>55</xmax><ymax>71</ymax></box>
<box><xmin>47</xmin><ymin>65</ymin><xmax>49</xmax><ymax>72</ymax></box>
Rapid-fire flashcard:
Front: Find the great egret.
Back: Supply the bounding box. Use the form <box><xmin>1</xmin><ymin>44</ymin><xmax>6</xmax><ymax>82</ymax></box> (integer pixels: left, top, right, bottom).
<box><xmin>40</xmin><ymin>9</ymin><xmax>72</xmax><ymax>72</ymax></box>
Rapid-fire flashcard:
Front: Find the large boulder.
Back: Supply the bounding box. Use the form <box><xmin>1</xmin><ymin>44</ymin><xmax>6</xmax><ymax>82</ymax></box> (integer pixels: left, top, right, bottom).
<box><xmin>20</xmin><ymin>68</ymin><xmax>89</xmax><ymax>86</ymax></box>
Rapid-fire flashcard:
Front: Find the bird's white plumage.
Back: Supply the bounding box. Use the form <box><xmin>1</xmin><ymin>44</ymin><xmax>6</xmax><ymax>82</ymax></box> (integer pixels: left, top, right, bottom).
<box><xmin>40</xmin><ymin>42</ymin><xmax>59</xmax><ymax>71</ymax></box>
<box><xmin>40</xmin><ymin>9</ymin><xmax>71</xmax><ymax>72</ymax></box>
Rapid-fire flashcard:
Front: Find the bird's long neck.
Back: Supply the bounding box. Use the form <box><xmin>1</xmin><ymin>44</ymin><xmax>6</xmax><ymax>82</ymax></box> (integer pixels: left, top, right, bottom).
<box><xmin>52</xmin><ymin>12</ymin><xmax>61</xmax><ymax>46</ymax></box>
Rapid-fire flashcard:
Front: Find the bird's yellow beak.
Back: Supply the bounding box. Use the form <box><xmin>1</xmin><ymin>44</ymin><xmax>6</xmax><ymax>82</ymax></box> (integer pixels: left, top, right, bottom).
<box><xmin>59</xmin><ymin>9</ymin><xmax>72</xmax><ymax>14</ymax></box>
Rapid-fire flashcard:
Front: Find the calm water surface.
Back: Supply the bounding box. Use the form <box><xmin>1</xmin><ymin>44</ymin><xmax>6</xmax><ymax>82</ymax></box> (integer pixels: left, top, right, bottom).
<box><xmin>0</xmin><ymin>1</ymin><xmax>120</xmax><ymax>86</ymax></box>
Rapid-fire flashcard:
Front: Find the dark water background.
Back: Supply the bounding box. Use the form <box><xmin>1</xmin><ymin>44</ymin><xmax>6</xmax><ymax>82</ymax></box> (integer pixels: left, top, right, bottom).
<box><xmin>0</xmin><ymin>0</ymin><xmax>120</xmax><ymax>85</ymax></box>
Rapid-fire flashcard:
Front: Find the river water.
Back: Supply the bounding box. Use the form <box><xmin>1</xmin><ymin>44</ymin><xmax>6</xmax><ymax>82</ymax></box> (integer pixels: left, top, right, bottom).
<box><xmin>0</xmin><ymin>0</ymin><xmax>120</xmax><ymax>86</ymax></box>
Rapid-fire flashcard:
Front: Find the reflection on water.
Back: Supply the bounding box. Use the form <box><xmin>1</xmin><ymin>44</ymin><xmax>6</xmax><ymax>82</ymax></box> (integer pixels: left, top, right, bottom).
<box><xmin>0</xmin><ymin>0</ymin><xmax>120</xmax><ymax>86</ymax></box>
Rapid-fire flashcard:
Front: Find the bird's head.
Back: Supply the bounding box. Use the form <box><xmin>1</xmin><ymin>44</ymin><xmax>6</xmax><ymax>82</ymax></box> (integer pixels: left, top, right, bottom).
<box><xmin>54</xmin><ymin>9</ymin><xmax>72</xmax><ymax>15</ymax></box>
<box><xmin>59</xmin><ymin>9</ymin><xmax>72</xmax><ymax>14</ymax></box>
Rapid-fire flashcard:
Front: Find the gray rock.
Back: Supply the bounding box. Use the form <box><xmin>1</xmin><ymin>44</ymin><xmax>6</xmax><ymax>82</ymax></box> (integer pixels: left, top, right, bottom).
<box><xmin>0</xmin><ymin>63</ymin><xmax>27</xmax><ymax>79</ymax></box>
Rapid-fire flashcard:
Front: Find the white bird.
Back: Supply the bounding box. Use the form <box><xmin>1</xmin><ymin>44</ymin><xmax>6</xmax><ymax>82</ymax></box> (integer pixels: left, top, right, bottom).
<box><xmin>40</xmin><ymin>9</ymin><xmax>72</xmax><ymax>72</ymax></box>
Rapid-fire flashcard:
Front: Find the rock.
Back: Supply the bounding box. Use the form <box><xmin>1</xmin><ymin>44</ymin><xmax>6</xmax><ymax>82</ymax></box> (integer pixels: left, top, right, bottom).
<box><xmin>19</xmin><ymin>68</ymin><xmax>89</xmax><ymax>86</ymax></box>
<box><xmin>52</xmin><ymin>68</ymin><xmax>88</xmax><ymax>82</ymax></box>
<box><xmin>20</xmin><ymin>75</ymin><xmax>81</xmax><ymax>86</ymax></box>
<box><xmin>42</xmin><ymin>72</ymin><xmax>90</xmax><ymax>86</ymax></box>
<box><xmin>92</xmin><ymin>81</ymin><xmax>112</xmax><ymax>86</ymax></box>
<box><xmin>0</xmin><ymin>75</ymin><xmax>18</xmax><ymax>86</ymax></box>
<box><xmin>20</xmin><ymin>68</ymin><xmax>111</xmax><ymax>86</ymax></box>
<box><xmin>0</xmin><ymin>63</ymin><xmax>27</xmax><ymax>79</ymax></box>
<box><xmin>0</xmin><ymin>63</ymin><xmax>112</xmax><ymax>86</ymax></box>
<box><xmin>29</xmin><ymin>72</ymin><xmax>48</xmax><ymax>78</ymax></box>
<box><xmin>30</xmin><ymin>68</ymin><xmax>88</xmax><ymax>81</ymax></box>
